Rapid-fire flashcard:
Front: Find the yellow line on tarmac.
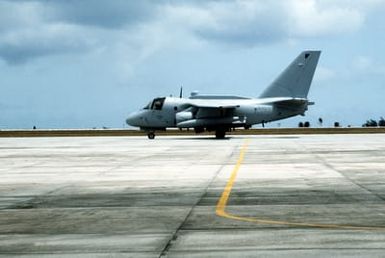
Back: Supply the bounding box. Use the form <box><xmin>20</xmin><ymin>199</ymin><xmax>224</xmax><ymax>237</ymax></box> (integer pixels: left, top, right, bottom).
<box><xmin>216</xmin><ymin>139</ymin><xmax>250</xmax><ymax>217</ymax></box>
<box><xmin>215</xmin><ymin>139</ymin><xmax>385</xmax><ymax>231</ymax></box>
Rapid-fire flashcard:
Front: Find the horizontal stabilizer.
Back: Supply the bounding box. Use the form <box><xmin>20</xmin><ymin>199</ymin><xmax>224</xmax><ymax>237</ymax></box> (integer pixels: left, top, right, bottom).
<box><xmin>273</xmin><ymin>98</ymin><xmax>309</xmax><ymax>106</ymax></box>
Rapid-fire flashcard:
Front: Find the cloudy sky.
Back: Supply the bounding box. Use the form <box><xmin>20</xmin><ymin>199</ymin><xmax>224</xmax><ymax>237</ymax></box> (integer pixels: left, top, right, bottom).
<box><xmin>1</xmin><ymin>0</ymin><xmax>385</xmax><ymax>129</ymax></box>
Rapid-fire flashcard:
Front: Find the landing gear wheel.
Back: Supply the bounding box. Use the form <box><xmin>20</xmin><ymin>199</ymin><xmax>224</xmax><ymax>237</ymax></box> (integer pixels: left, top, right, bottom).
<box><xmin>215</xmin><ymin>130</ymin><xmax>226</xmax><ymax>139</ymax></box>
<box><xmin>147</xmin><ymin>132</ymin><xmax>155</xmax><ymax>139</ymax></box>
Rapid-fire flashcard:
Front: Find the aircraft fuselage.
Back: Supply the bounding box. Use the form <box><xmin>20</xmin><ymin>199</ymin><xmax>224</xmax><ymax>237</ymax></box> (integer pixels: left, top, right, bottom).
<box><xmin>126</xmin><ymin>96</ymin><xmax>308</xmax><ymax>131</ymax></box>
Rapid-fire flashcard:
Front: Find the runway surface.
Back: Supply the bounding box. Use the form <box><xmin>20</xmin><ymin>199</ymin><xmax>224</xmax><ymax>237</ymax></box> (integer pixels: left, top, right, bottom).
<box><xmin>1</xmin><ymin>134</ymin><xmax>385</xmax><ymax>257</ymax></box>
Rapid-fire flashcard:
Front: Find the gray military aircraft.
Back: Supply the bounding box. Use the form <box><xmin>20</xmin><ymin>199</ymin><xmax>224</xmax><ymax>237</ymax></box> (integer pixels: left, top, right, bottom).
<box><xmin>126</xmin><ymin>50</ymin><xmax>321</xmax><ymax>139</ymax></box>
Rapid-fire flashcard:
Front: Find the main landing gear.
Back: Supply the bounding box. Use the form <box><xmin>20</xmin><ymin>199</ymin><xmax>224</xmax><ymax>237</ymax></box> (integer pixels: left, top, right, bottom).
<box><xmin>215</xmin><ymin>129</ymin><xmax>226</xmax><ymax>139</ymax></box>
<box><xmin>146</xmin><ymin>129</ymin><xmax>227</xmax><ymax>139</ymax></box>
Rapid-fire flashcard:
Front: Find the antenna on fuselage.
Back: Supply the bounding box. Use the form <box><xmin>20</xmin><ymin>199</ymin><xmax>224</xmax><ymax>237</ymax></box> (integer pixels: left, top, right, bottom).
<box><xmin>179</xmin><ymin>86</ymin><xmax>183</xmax><ymax>98</ymax></box>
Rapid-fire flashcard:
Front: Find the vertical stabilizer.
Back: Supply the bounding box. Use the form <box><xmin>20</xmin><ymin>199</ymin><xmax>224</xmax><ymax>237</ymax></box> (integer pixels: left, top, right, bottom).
<box><xmin>259</xmin><ymin>51</ymin><xmax>321</xmax><ymax>98</ymax></box>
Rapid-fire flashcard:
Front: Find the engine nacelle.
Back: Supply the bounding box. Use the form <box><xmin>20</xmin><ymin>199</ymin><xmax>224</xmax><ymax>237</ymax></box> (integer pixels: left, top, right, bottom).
<box><xmin>175</xmin><ymin>111</ymin><xmax>193</xmax><ymax>124</ymax></box>
<box><xmin>177</xmin><ymin>116</ymin><xmax>246</xmax><ymax>128</ymax></box>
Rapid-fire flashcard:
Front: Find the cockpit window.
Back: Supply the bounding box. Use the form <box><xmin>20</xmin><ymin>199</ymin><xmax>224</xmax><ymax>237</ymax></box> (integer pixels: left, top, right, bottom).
<box><xmin>143</xmin><ymin>102</ymin><xmax>151</xmax><ymax>110</ymax></box>
<box><xmin>151</xmin><ymin>97</ymin><xmax>166</xmax><ymax>110</ymax></box>
<box><xmin>143</xmin><ymin>102</ymin><xmax>151</xmax><ymax>109</ymax></box>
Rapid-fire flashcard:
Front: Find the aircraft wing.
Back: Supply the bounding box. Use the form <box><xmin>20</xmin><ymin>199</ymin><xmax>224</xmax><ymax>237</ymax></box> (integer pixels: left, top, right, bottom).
<box><xmin>186</xmin><ymin>99</ymin><xmax>240</xmax><ymax>109</ymax></box>
<box><xmin>185</xmin><ymin>97</ymin><xmax>311</xmax><ymax>111</ymax></box>
<box><xmin>177</xmin><ymin>100</ymin><xmax>240</xmax><ymax>126</ymax></box>
<box><xmin>253</xmin><ymin>97</ymin><xmax>311</xmax><ymax>106</ymax></box>
<box><xmin>185</xmin><ymin>97</ymin><xmax>310</xmax><ymax>109</ymax></box>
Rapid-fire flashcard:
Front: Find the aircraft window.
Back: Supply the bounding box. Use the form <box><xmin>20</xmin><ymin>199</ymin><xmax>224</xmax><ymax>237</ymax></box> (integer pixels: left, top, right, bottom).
<box><xmin>305</xmin><ymin>53</ymin><xmax>310</xmax><ymax>59</ymax></box>
<box><xmin>143</xmin><ymin>102</ymin><xmax>151</xmax><ymax>109</ymax></box>
<box><xmin>151</xmin><ymin>97</ymin><xmax>166</xmax><ymax>110</ymax></box>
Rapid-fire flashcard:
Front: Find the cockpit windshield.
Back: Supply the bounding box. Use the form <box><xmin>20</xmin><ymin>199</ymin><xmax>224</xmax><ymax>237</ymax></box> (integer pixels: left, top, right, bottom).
<box><xmin>142</xmin><ymin>102</ymin><xmax>151</xmax><ymax>110</ymax></box>
<box><xmin>150</xmin><ymin>97</ymin><xmax>166</xmax><ymax>110</ymax></box>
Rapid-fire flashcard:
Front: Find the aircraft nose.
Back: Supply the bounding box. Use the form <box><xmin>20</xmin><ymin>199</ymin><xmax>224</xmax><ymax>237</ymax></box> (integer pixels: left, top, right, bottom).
<box><xmin>126</xmin><ymin>112</ymin><xmax>140</xmax><ymax>126</ymax></box>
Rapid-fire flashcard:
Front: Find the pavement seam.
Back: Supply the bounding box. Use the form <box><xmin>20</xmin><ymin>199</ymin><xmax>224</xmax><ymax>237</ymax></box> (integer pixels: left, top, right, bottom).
<box><xmin>158</xmin><ymin>143</ymin><xmax>239</xmax><ymax>258</ymax></box>
<box><xmin>305</xmin><ymin>146</ymin><xmax>385</xmax><ymax>203</ymax></box>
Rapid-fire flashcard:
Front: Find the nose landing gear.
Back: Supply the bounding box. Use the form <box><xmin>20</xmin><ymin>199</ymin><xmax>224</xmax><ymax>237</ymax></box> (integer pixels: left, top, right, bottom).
<box><xmin>147</xmin><ymin>132</ymin><xmax>155</xmax><ymax>139</ymax></box>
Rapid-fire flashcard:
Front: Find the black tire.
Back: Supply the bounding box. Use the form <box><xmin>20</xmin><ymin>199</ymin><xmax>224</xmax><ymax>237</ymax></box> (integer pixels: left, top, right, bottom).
<box><xmin>194</xmin><ymin>127</ymin><xmax>204</xmax><ymax>134</ymax></box>
<box><xmin>215</xmin><ymin>130</ymin><xmax>226</xmax><ymax>139</ymax></box>
<box><xmin>147</xmin><ymin>132</ymin><xmax>155</xmax><ymax>139</ymax></box>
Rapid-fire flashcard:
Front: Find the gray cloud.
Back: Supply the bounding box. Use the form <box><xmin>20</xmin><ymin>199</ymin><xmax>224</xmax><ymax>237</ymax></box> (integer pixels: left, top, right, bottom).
<box><xmin>48</xmin><ymin>0</ymin><xmax>156</xmax><ymax>29</ymax></box>
<box><xmin>0</xmin><ymin>0</ymin><xmax>383</xmax><ymax>65</ymax></box>
<box><xmin>0</xmin><ymin>21</ymin><xmax>100</xmax><ymax>64</ymax></box>
<box><xmin>165</xmin><ymin>0</ymin><xmax>371</xmax><ymax>46</ymax></box>
<box><xmin>0</xmin><ymin>0</ymin><xmax>158</xmax><ymax>64</ymax></box>
<box><xmin>0</xmin><ymin>38</ymin><xmax>89</xmax><ymax>65</ymax></box>
<box><xmin>192</xmin><ymin>2</ymin><xmax>288</xmax><ymax>46</ymax></box>
<box><xmin>195</xmin><ymin>26</ymin><xmax>284</xmax><ymax>47</ymax></box>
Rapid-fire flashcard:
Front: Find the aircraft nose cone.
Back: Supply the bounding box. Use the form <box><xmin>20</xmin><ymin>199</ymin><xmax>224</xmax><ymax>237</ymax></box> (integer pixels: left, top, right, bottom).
<box><xmin>126</xmin><ymin>112</ymin><xmax>140</xmax><ymax>126</ymax></box>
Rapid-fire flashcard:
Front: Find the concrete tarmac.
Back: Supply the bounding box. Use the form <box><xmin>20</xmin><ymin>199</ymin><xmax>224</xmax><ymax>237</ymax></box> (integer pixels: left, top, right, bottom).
<box><xmin>1</xmin><ymin>134</ymin><xmax>385</xmax><ymax>257</ymax></box>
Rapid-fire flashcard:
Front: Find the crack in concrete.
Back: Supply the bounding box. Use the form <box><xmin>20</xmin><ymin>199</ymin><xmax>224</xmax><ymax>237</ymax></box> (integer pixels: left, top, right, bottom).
<box><xmin>158</xmin><ymin>143</ymin><xmax>239</xmax><ymax>257</ymax></box>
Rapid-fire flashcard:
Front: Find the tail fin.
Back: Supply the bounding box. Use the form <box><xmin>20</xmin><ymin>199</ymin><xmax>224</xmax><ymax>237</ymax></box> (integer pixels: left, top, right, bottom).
<box><xmin>259</xmin><ymin>51</ymin><xmax>321</xmax><ymax>98</ymax></box>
